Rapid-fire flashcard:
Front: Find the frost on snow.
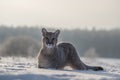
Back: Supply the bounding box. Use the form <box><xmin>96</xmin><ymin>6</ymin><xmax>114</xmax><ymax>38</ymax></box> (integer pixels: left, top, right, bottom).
<box><xmin>0</xmin><ymin>57</ymin><xmax>120</xmax><ymax>80</ymax></box>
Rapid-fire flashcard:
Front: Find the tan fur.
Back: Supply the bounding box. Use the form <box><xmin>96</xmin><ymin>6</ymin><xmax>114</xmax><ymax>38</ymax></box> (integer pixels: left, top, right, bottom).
<box><xmin>37</xmin><ymin>28</ymin><xmax>103</xmax><ymax>71</ymax></box>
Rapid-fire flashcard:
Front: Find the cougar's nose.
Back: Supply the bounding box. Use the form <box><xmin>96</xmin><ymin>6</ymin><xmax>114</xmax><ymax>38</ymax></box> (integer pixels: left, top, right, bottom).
<box><xmin>48</xmin><ymin>42</ymin><xmax>54</xmax><ymax>44</ymax></box>
<box><xmin>48</xmin><ymin>39</ymin><xmax>54</xmax><ymax>44</ymax></box>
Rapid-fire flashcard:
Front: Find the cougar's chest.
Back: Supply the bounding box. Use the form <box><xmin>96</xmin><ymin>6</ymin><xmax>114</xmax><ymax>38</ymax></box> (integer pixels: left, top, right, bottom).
<box><xmin>38</xmin><ymin>53</ymin><xmax>58</xmax><ymax>68</ymax></box>
<box><xmin>38</xmin><ymin>54</ymin><xmax>51</xmax><ymax>68</ymax></box>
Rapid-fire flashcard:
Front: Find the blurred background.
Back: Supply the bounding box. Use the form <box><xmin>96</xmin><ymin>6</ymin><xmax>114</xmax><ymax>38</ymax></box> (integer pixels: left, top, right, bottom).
<box><xmin>0</xmin><ymin>0</ymin><xmax>120</xmax><ymax>58</ymax></box>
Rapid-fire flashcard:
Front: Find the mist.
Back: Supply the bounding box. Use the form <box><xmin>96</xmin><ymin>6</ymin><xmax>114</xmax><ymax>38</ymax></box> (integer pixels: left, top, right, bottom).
<box><xmin>0</xmin><ymin>25</ymin><xmax>120</xmax><ymax>58</ymax></box>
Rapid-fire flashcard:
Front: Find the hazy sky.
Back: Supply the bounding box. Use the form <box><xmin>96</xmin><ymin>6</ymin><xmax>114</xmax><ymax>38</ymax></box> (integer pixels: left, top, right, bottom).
<box><xmin>0</xmin><ymin>0</ymin><xmax>120</xmax><ymax>29</ymax></box>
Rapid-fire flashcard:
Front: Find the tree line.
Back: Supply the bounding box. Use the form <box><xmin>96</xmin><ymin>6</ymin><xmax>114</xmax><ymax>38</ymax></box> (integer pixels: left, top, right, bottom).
<box><xmin>0</xmin><ymin>25</ymin><xmax>120</xmax><ymax>58</ymax></box>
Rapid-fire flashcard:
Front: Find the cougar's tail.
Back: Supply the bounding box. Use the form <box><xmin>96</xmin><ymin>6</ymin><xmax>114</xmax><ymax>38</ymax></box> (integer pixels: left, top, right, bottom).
<box><xmin>86</xmin><ymin>65</ymin><xmax>104</xmax><ymax>71</ymax></box>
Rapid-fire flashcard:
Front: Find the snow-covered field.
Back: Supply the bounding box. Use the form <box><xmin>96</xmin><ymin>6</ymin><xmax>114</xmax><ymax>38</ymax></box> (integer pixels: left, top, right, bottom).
<box><xmin>0</xmin><ymin>57</ymin><xmax>120</xmax><ymax>80</ymax></box>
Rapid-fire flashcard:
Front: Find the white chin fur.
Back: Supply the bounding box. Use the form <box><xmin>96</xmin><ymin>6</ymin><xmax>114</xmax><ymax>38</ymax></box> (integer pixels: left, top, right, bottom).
<box><xmin>46</xmin><ymin>44</ymin><xmax>54</xmax><ymax>48</ymax></box>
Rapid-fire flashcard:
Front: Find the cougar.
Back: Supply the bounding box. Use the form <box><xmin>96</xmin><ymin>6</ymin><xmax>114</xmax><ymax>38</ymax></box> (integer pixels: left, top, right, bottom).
<box><xmin>37</xmin><ymin>28</ymin><xmax>103</xmax><ymax>71</ymax></box>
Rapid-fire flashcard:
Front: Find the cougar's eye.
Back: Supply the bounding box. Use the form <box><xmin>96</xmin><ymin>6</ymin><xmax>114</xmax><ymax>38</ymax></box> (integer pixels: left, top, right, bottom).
<box><xmin>45</xmin><ymin>37</ymin><xmax>49</xmax><ymax>40</ymax></box>
<box><xmin>52</xmin><ymin>38</ymin><xmax>56</xmax><ymax>41</ymax></box>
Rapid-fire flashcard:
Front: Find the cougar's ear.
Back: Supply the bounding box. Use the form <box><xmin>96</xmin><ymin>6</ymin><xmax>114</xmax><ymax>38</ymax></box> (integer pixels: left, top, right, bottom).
<box><xmin>55</xmin><ymin>29</ymin><xmax>60</xmax><ymax>37</ymax></box>
<box><xmin>42</xmin><ymin>28</ymin><xmax>47</xmax><ymax>36</ymax></box>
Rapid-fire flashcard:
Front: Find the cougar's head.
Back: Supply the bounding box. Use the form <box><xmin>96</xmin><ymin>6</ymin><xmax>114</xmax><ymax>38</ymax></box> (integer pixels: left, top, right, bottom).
<box><xmin>42</xmin><ymin>28</ymin><xmax>60</xmax><ymax>48</ymax></box>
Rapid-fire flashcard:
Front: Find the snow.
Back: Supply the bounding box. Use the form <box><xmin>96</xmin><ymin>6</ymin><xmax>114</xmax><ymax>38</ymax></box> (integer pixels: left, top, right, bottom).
<box><xmin>0</xmin><ymin>57</ymin><xmax>120</xmax><ymax>80</ymax></box>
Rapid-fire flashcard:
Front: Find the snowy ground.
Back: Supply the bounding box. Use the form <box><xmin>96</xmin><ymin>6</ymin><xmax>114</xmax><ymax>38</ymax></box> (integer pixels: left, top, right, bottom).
<box><xmin>0</xmin><ymin>57</ymin><xmax>120</xmax><ymax>80</ymax></box>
